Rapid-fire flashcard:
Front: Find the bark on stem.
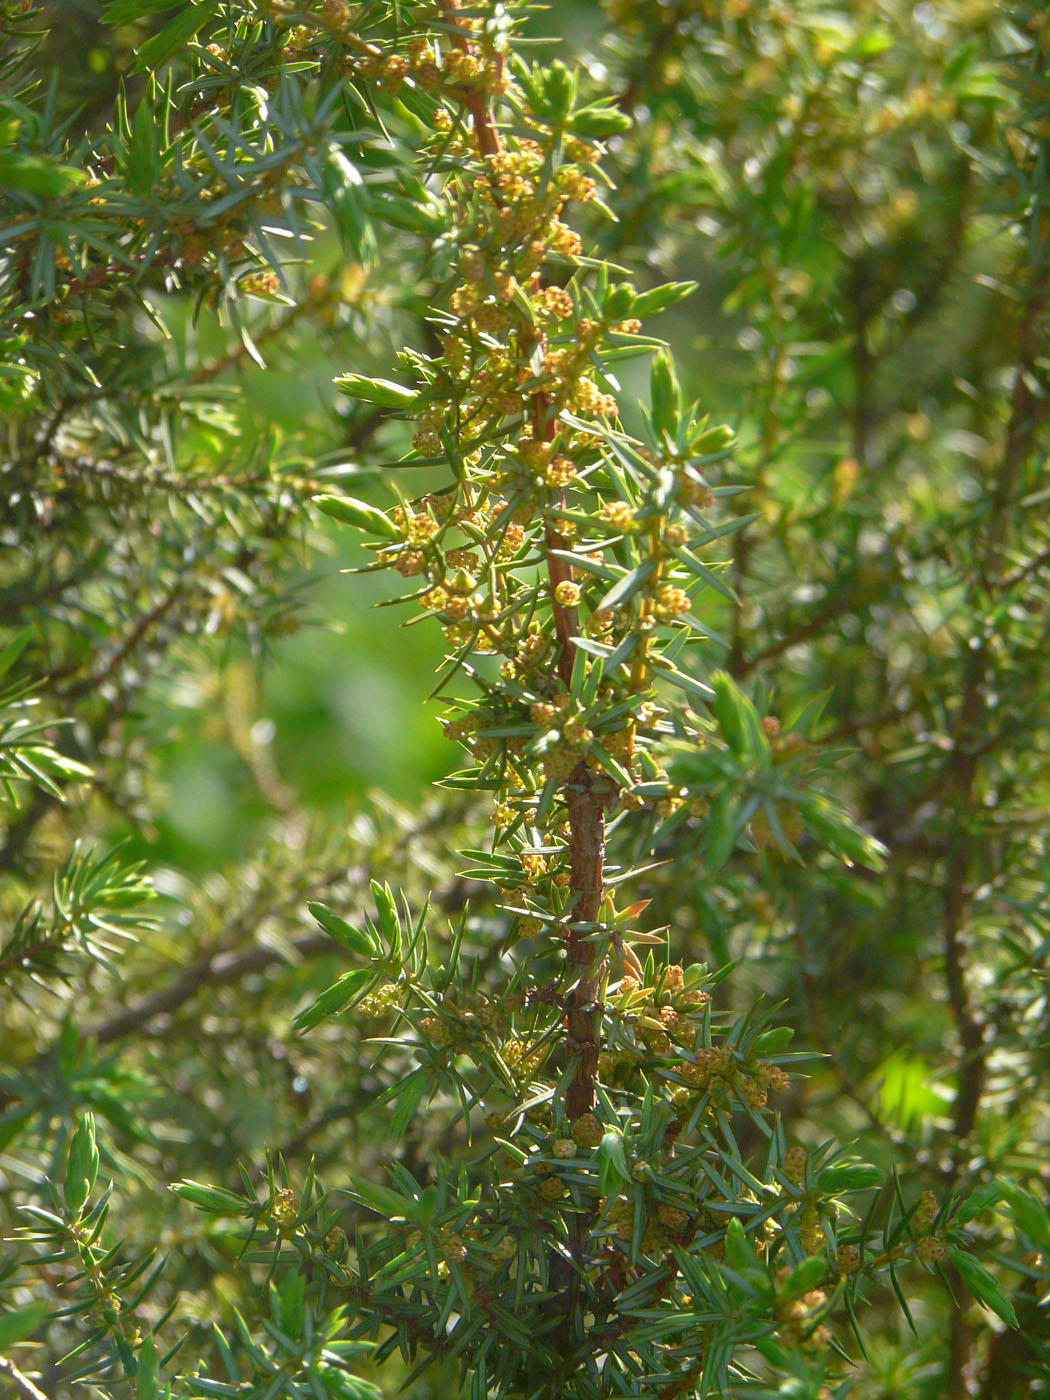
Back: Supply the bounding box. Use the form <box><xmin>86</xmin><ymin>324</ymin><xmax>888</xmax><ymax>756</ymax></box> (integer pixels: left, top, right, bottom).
<box><xmin>0</xmin><ymin>1357</ymin><xmax>51</xmax><ymax>1400</ymax></box>
<box><xmin>940</xmin><ymin>253</ymin><xmax>1049</xmax><ymax>1400</ymax></box>
<box><xmin>542</xmin><ymin>453</ymin><xmax>609</xmax><ymax>1119</ymax></box>
<box><xmin>440</xmin><ymin>0</ymin><xmax>609</xmax><ymax>1116</ymax></box>
<box><xmin>564</xmin><ymin>764</ymin><xmax>608</xmax><ymax>1117</ymax></box>
<box><xmin>441</xmin><ymin>0</ymin><xmax>500</xmax><ymax>157</ymax></box>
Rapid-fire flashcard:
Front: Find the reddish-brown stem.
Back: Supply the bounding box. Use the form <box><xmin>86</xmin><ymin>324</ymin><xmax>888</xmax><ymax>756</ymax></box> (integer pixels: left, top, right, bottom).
<box><xmin>942</xmin><ymin>255</ymin><xmax>1050</xmax><ymax>1162</ymax></box>
<box><xmin>939</xmin><ymin>250</ymin><xmax>1049</xmax><ymax>1399</ymax></box>
<box><xmin>537</xmin><ymin>419</ymin><xmax>608</xmax><ymax>1118</ymax></box>
<box><xmin>438</xmin><ymin>2</ymin><xmax>609</xmax><ymax>1116</ymax></box>
<box><xmin>441</xmin><ymin>0</ymin><xmax>501</xmax><ymax>157</ymax></box>
<box><xmin>543</xmin><ymin>513</ymin><xmax>579</xmax><ymax>688</ymax></box>
<box><xmin>564</xmin><ymin>765</ymin><xmax>609</xmax><ymax>1117</ymax></box>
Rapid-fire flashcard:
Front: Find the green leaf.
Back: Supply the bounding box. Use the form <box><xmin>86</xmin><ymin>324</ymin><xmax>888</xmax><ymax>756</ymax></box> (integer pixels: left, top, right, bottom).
<box><xmin>371</xmin><ymin>882</ymin><xmax>400</xmax><ymax>949</ymax></box>
<box><xmin>755</xmin><ymin>1026</ymin><xmax>794</xmax><ymax>1055</ymax></box>
<box><xmin>102</xmin><ymin>0</ymin><xmax>180</xmax><ymax>20</ymax></box>
<box><xmin>0</xmin><ymin>628</ymin><xmax>32</xmax><ymax>679</ymax></box>
<box><xmin>0</xmin><ymin>1107</ymin><xmax>34</xmax><ymax>1155</ymax></box>
<box><xmin>569</xmin><ymin>637</ymin><xmax>615</xmax><ymax>660</ymax></box>
<box><xmin>293</xmin><ymin>969</ymin><xmax>373</xmax><ymax>1033</ymax></box>
<box><xmin>603</xmin><ymin>282</ymin><xmax>637</xmax><ymax>320</ymax></box>
<box><xmin>65</xmin><ymin>1113</ymin><xmax>99</xmax><ymax>1215</ymax></box>
<box><xmin>597</xmin><ymin>560</ymin><xmax>655</xmax><ymax>612</ymax></box>
<box><xmin>171</xmin><ymin>1181</ymin><xmax>250</xmax><ymax>1214</ymax></box>
<box><xmin>709</xmin><ymin>671</ymin><xmax>758</xmax><ymax>758</ymax></box>
<box><xmin>135</xmin><ymin>4</ymin><xmax>208</xmax><ymax>69</ymax></box>
<box><xmin>631</xmin><ymin>282</ymin><xmax>697</xmax><ymax>318</ymax></box>
<box><xmin>388</xmin><ymin>1069</ymin><xmax>427</xmax><ymax>1139</ymax></box>
<box><xmin>949</xmin><ymin>1249</ymin><xmax>1019</xmax><ymax>1328</ymax></box>
<box><xmin>343</xmin><ymin>1175</ymin><xmax>413</xmax><ymax>1220</ymax></box>
<box><xmin>816</xmin><ymin>1162</ymin><xmax>882</xmax><ymax>1193</ymax></box>
<box><xmin>651</xmin><ymin>660</ymin><xmax>714</xmax><ymax>703</ymax></box>
<box><xmin>308</xmin><ymin>902</ymin><xmax>375</xmax><ymax>957</ymax></box>
<box><xmin>589</xmin><ymin>742</ymin><xmax>635</xmax><ymax>789</ymax></box>
<box><xmin>689</xmin><ymin>422</ymin><xmax>735</xmax><ymax>455</ymax></box>
<box><xmin>543</xmin><ymin>61</ymin><xmax>577</xmax><ymax>120</ymax></box>
<box><xmin>954</xmin><ymin>1180</ymin><xmax>1008</xmax><ymax>1222</ymax></box>
<box><xmin>1002</xmin><ymin>1185</ymin><xmax>1050</xmax><ymax>1247</ymax></box>
<box><xmin>0</xmin><ymin>151</ymin><xmax>86</xmax><ymax>197</ymax></box>
<box><xmin>124</xmin><ymin>91</ymin><xmax>163</xmax><ymax>193</ymax></box>
<box><xmin>703</xmin><ymin>790</ymin><xmax>741</xmax><ymax>873</ymax></box>
<box><xmin>782</xmin><ymin>1255</ymin><xmax>828</xmax><ymax>1297</ymax></box>
<box><xmin>136</xmin><ymin>1334</ymin><xmax>159</xmax><ymax>1400</ymax></box>
<box><xmin>364</xmin><ymin>192</ymin><xmax>445</xmax><ymax>235</ymax></box>
<box><xmin>649</xmin><ymin>349</ymin><xmax>681</xmax><ymax>439</ymax></box>
<box><xmin>274</xmin><ymin>1271</ymin><xmax>306</xmax><ymax>1343</ymax></box>
<box><xmin>569</xmin><ymin>104</ymin><xmax>632</xmax><ymax>138</ymax></box>
<box><xmin>333</xmin><ymin>374</ymin><xmax>417</xmax><ymax>408</ymax></box>
<box><xmin>597</xmin><ymin>1131</ymin><xmax>630</xmax><ymax>1195</ymax></box>
<box><xmin>314</xmin><ymin>494</ymin><xmax>399</xmax><ymax>538</ymax></box>
<box><xmin>847</xmin><ymin>26</ymin><xmax>894</xmax><ymax>56</ymax></box>
<box><xmin>313</xmin><ymin>1362</ymin><xmax>383</xmax><ymax>1400</ymax></box>
<box><xmin>723</xmin><ymin>1216</ymin><xmax>760</xmax><ymax>1273</ymax></box>
<box><xmin>799</xmin><ymin>794</ymin><xmax>886</xmax><ymax>870</ymax></box>
<box><xmin>0</xmin><ymin>1300</ymin><xmax>48</xmax><ymax>1349</ymax></box>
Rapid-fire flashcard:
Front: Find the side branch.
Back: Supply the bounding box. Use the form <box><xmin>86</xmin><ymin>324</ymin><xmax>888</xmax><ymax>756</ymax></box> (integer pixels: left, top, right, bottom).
<box><xmin>0</xmin><ymin>1357</ymin><xmax>51</xmax><ymax>1400</ymax></box>
<box><xmin>564</xmin><ymin>768</ymin><xmax>609</xmax><ymax>1118</ymax></box>
<box><xmin>943</xmin><ymin>254</ymin><xmax>1050</xmax><ymax>1159</ymax></box>
<box><xmin>436</xmin><ymin>0</ymin><xmax>612</xmax><ymax>1120</ymax></box>
<box><xmin>441</xmin><ymin>0</ymin><xmax>501</xmax><ymax>157</ymax></box>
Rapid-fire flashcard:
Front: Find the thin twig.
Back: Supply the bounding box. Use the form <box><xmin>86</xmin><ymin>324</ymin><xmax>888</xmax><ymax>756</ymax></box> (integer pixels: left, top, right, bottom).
<box><xmin>440</xmin><ymin>0</ymin><xmax>611</xmax><ymax>1120</ymax></box>
<box><xmin>939</xmin><ymin>247</ymin><xmax>1050</xmax><ymax>1399</ymax></box>
<box><xmin>0</xmin><ymin>1356</ymin><xmax>51</xmax><ymax>1400</ymax></box>
<box><xmin>618</xmin><ymin>3</ymin><xmax>690</xmax><ymax>116</ymax></box>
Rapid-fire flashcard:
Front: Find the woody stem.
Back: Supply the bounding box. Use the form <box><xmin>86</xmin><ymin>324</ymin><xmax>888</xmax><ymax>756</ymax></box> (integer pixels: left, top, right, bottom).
<box><xmin>442</xmin><ymin>1</ymin><xmax>608</xmax><ymax>1118</ymax></box>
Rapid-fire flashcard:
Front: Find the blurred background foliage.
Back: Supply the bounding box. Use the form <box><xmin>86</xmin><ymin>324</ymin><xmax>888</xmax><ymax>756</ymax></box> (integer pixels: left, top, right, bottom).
<box><xmin>2</xmin><ymin>0</ymin><xmax>1049</xmax><ymax>1397</ymax></box>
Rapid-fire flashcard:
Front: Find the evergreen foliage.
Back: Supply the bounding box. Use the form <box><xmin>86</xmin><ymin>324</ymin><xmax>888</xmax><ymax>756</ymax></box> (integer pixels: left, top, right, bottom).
<box><xmin>1</xmin><ymin>2</ymin><xmax>1048</xmax><ymax>1398</ymax></box>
